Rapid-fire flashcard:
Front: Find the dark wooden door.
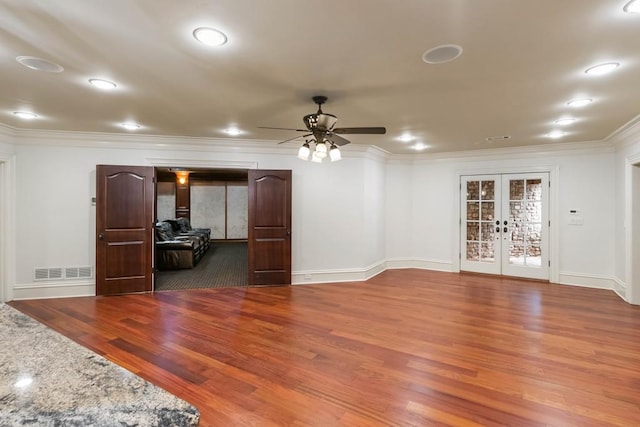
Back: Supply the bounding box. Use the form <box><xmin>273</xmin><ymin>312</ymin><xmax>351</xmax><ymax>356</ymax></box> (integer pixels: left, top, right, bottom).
<box><xmin>248</xmin><ymin>169</ymin><xmax>292</xmax><ymax>285</ymax></box>
<box><xmin>96</xmin><ymin>165</ymin><xmax>155</xmax><ymax>295</ymax></box>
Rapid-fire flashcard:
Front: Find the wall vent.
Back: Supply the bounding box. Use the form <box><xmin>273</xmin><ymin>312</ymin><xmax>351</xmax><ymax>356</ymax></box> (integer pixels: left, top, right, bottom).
<box><xmin>34</xmin><ymin>266</ymin><xmax>93</xmax><ymax>281</ymax></box>
<box><xmin>34</xmin><ymin>268</ymin><xmax>63</xmax><ymax>281</ymax></box>
<box><xmin>65</xmin><ymin>266</ymin><xmax>93</xmax><ymax>279</ymax></box>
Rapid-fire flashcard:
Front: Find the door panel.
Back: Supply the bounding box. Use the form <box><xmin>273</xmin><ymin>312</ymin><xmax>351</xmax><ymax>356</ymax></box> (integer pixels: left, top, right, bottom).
<box><xmin>248</xmin><ymin>170</ymin><xmax>292</xmax><ymax>285</ymax></box>
<box><xmin>461</xmin><ymin>175</ymin><xmax>501</xmax><ymax>274</ymax></box>
<box><xmin>501</xmin><ymin>174</ymin><xmax>549</xmax><ymax>279</ymax></box>
<box><xmin>96</xmin><ymin>165</ymin><xmax>155</xmax><ymax>295</ymax></box>
<box><xmin>461</xmin><ymin>173</ymin><xmax>549</xmax><ymax>280</ymax></box>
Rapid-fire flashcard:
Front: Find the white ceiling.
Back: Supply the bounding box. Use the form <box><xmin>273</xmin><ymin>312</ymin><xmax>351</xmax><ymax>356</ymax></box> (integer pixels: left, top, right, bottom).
<box><xmin>1</xmin><ymin>0</ymin><xmax>639</xmax><ymax>154</ymax></box>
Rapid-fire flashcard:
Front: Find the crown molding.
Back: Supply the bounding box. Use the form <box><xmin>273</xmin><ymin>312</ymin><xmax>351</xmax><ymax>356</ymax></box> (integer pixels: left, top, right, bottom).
<box><xmin>605</xmin><ymin>113</ymin><xmax>640</xmax><ymax>149</ymax></box>
<box><xmin>0</xmin><ymin>124</ymin><xmax>16</xmax><ymax>144</ymax></box>
<box><xmin>386</xmin><ymin>139</ymin><xmax>614</xmax><ymax>165</ymax></box>
<box><xmin>6</xmin><ymin>123</ymin><xmax>626</xmax><ymax>165</ymax></box>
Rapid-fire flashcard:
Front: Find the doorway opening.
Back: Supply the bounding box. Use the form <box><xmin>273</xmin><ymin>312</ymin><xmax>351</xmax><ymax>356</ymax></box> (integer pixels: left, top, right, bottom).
<box><xmin>154</xmin><ymin>167</ymin><xmax>249</xmax><ymax>291</ymax></box>
<box><xmin>460</xmin><ymin>172</ymin><xmax>550</xmax><ymax>280</ymax></box>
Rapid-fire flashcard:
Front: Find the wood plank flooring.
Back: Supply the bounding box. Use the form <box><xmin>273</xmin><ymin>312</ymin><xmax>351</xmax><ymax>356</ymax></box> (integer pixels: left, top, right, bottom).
<box><xmin>9</xmin><ymin>269</ymin><xmax>640</xmax><ymax>426</ymax></box>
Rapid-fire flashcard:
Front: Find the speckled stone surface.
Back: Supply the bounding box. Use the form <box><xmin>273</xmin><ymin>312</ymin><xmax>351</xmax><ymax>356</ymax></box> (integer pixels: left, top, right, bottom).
<box><xmin>0</xmin><ymin>304</ymin><xmax>199</xmax><ymax>426</ymax></box>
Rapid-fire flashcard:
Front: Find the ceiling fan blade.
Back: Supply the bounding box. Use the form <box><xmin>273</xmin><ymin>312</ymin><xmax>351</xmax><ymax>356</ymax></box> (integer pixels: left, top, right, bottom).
<box><xmin>258</xmin><ymin>126</ymin><xmax>308</xmax><ymax>132</ymax></box>
<box><xmin>327</xmin><ymin>133</ymin><xmax>351</xmax><ymax>146</ymax></box>
<box><xmin>333</xmin><ymin>127</ymin><xmax>387</xmax><ymax>135</ymax></box>
<box><xmin>277</xmin><ymin>133</ymin><xmax>312</xmax><ymax>144</ymax></box>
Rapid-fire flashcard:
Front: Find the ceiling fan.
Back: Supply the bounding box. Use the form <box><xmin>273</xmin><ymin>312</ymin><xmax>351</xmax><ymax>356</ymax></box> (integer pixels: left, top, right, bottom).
<box><xmin>259</xmin><ymin>96</ymin><xmax>386</xmax><ymax>162</ymax></box>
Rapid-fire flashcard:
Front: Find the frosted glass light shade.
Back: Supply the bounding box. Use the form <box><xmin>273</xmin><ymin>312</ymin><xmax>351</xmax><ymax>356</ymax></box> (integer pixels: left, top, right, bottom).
<box><xmin>297</xmin><ymin>144</ymin><xmax>310</xmax><ymax>160</ymax></box>
<box><xmin>311</xmin><ymin>151</ymin><xmax>323</xmax><ymax>163</ymax></box>
<box><xmin>330</xmin><ymin>146</ymin><xmax>341</xmax><ymax>161</ymax></box>
<box><xmin>315</xmin><ymin>141</ymin><xmax>327</xmax><ymax>158</ymax></box>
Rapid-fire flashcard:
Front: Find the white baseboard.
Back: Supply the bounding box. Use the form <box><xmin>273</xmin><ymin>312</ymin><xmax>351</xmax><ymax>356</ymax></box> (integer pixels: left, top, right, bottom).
<box><xmin>385</xmin><ymin>257</ymin><xmax>454</xmax><ymax>272</ymax></box>
<box><xmin>612</xmin><ymin>277</ymin><xmax>628</xmax><ymax>302</ymax></box>
<box><xmin>557</xmin><ymin>271</ymin><xmax>616</xmax><ymax>290</ymax></box>
<box><xmin>13</xmin><ymin>281</ymin><xmax>95</xmax><ymax>300</ymax></box>
<box><xmin>292</xmin><ymin>260</ymin><xmax>386</xmax><ymax>285</ymax></box>
<box><xmin>292</xmin><ymin>258</ymin><xmax>452</xmax><ymax>285</ymax></box>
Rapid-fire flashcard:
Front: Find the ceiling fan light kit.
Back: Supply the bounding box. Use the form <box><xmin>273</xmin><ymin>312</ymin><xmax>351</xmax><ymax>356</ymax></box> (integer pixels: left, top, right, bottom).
<box><xmin>261</xmin><ymin>95</ymin><xmax>386</xmax><ymax>163</ymax></box>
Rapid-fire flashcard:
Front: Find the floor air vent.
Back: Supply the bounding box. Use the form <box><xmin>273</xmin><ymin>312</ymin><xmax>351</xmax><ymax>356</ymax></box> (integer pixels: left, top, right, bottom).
<box><xmin>34</xmin><ymin>266</ymin><xmax>93</xmax><ymax>281</ymax></box>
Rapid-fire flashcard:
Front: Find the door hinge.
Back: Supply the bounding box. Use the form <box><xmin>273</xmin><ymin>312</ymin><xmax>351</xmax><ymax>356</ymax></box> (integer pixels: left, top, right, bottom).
<box><xmin>549</xmin><ymin>220</ymin><xmax>551</xmax><ymax>227</ymax></box>
<box><xmin>548</xmin><ymin>260</ymin><xmax>551</xmax><ymax>267</ymax></box>
<box><xmin>152</xmin><ymin>177</ymin><xmax>156</xmax><ymax>183</ymax></box>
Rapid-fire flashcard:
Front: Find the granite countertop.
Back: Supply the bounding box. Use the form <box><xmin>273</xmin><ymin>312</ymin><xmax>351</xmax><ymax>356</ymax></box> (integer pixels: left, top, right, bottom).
<box><xmin>0</xmin><ymin>304</ymin><xmax>199</xmax><ymax>426</ymax></box>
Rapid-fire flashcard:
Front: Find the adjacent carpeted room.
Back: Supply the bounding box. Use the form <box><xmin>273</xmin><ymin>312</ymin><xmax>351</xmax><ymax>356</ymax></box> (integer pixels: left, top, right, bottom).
<box><xmin>155</xmin><ymin>241</ymin><xmax>247</xmax><ymax>291</ymax></box>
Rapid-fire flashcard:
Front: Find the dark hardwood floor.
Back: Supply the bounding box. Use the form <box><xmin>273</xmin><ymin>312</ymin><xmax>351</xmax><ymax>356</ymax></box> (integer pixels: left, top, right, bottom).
<box><xmin>9</xmin><ymin>270</ymin><xmax>640</xmax><ymax>426</ymax></box>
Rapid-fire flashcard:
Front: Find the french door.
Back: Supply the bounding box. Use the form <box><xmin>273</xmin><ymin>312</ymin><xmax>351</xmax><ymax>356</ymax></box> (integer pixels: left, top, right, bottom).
<box><xmin>460</xmin><ymin>173</ymin><xmax>549</xmax><ymax>280</ymax></box>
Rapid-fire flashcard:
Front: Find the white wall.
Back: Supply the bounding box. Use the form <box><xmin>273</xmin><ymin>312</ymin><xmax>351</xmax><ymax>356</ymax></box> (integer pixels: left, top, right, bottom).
<box><xmin>3</xmin><ymin>125</ymin><xmax>635</xmax><ymax>302</ymax></box>
<box><xmin>612</xmin><ymin>122</ymin><xmax>640</xmax><ymax>303</ymax></box>
<box><xmin>362</xmin><ymin>156</ymin><xmax>386</xmax><ymax>274</ymax></box>
<box><xmin>0</xmin><ymin>135</ymin><xmax>16</xmax><ymax>302</ymax></box>
<box><xmin>10</xmin><ymin>134</ymin><xmax>380</xmax><ymax>297</ymax></box>
<box><xmin>386</xmin><ymin>144</ymin><xmax>617</xmax><ymax>288</ymax></box>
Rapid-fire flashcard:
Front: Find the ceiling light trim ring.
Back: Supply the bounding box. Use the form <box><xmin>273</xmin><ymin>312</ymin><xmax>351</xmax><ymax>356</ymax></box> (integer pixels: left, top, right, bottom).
<box><xmin>193</xmin><ymin>27</ymin><xmax>228</xmax><ymax>46</ymax></box>
<box><xmin>16</xmin><ymin>56</ymin><xmax>64</xmax><ymax>73</ymax></box>
<box><xmin>422</xmin><ymin>44</ymin><xmax>463</xmax><ymax>64</ymax></box>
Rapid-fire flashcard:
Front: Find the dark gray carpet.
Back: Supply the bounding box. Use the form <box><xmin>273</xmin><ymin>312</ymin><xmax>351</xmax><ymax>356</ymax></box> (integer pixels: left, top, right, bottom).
<box><xmin>155</xmin><ymin>242</ymin><xmax>247</xmax><ymax>291</ymax></box>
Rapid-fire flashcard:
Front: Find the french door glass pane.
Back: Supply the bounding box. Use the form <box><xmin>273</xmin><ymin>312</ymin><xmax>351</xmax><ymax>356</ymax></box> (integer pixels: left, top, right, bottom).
<box><xmin>481</xmin><ymin>222</ymin><xmax>495</xmax><ymax>241</ymax></box>
<box><xmin>467</xmin><ymin>202</ymin><xmax>479</xmax><ymax>220</ymax></box>
<box><xmin>467</xmin><ymin>242</ymin><xmax>479</xmax><ymax>261</ymax></box>
<box><xmin>510</xmin><ymin>180</ymin><xmax>525</xmax><ymax>200</ymax></box>
<box><xmin>481</xmin><ymin>181</ymin><xmax>494</xmax><ymax>199</ymax></box>
<box><xmin>526</xmin><ymin>179</ymin><xmax>542</xmax><ymax>200</ymax></box>
<box><xmin>467</xmin><ymin>222</ymin><xmax>479</xmax><ymax>240</ymax></box>
<box><xmin>467</xmin><ymin>181</ymin><xmax>479</xmax><ymax>200</ymax></box>
<box><xmin>466</xmin><ymin>180</ymin><xmax>496</xmax><ymax>262</ymax></box>
<box><xmin>481</xmin><ymin>202</ymin><xmax>495</xmax><ymax>221</ymax></box>
<box><xmin>481</xmin><ymin>242</ymin><xmax>495</xmax><ymax>261</ymax></box>
<box><xmin>509</xmin><ymin>179</ymin><xmax>543</xmax><ymax>266</ymax></box>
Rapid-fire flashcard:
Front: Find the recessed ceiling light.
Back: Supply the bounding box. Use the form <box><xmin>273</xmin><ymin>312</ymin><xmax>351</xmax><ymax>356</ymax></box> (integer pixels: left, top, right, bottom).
<box><xmin>567</xmin><ymin>98</ymin><xmax>592</xmax><ymax>108</ymax></box>
<box><xmin>89</xmin><ymin>78</ymin><xmax>117</xmax><ymax>90</ymax></box>
<box><xmin>193</xmin><ymin>27</ymin><xmax>228</xmax><ymax>46</ymax></box>
<box><xmin>396</xmin><ymin>133</ymin><xmax>414</xmax><ymax>142</ymax></box>
<box><xmin>585</xmin><ymin>62</ymin><xmax>620</xmax><ymax>76</ymax></box>
<box><xmin>13</xmin><ymin>111</ymin><xmax>38</xmax><ymax>120</ymax></box>
<box><xmin>547</xmin><ymin>130</ymin><xmax>565</xmax><ymax>139</ymax></box>
<box><xmin>624</xmin><ymin>0</ymin><xmax>640</xmax><ymax>13</ymax></box>
<box><xmin>16</xmin><ymin>56</ymin><xmax>64</xmax><ymax>73</ymax></box>
<box><xmin>555</xmin><ymin>118</ymin><xmax>577</xmax><ymax>126</ymax></box>
<box><xmin>223</xmin><ymin>127</ymin><xmax>242</xmax><ymax>136</ymax></box>
<box><xmin>422</xmin><ymin>44</ymin><xmax>463</xmax><ymax>64</ymax></box>
<box><xmin>120</xmin><ymin>122</ymin><xmax>140</xmax><ymax>130</ymax></box>
<box><xmin>411</xmin><ymin>143</ymin><xmax>429</xmax><ymax>151</ymax></box>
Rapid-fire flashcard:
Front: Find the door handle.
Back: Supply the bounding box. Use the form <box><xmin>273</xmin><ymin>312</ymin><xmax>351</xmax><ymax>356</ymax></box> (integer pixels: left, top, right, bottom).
<box><xmin>495</xmin><ymin>220</ymin><xmax>500</xmax><ymax>225</ymax></box>
<box><xmin>98</xmin><ymin>233</ymin><xmax>104</xmax><ymax>240</ymax></box>
<box><xmin>503</xmin><ymin>227</ymin><xmax>508</xmax><ymax>233</ymax></box>
<box><xmin>495</xmin><ymin>226</ymin><xmax>500</xmax><ymax>233</ymax></box>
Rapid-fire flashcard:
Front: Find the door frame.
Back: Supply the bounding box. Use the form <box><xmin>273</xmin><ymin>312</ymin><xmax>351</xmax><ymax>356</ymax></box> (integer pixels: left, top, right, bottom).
<box><xmin>0</xmin><ymin>154</ymin><xmax>15</xmax><ymax>302</ymax></box>
<box><xmin>453</xmin><ymin>165</ymin><xmax>560</xmax><ymax>283</ymax></box>
<box><xmin>147</xmin><ymin>157</ymin><xmax>258</xmax><ymax>288</ymax></box>
<box><xmin>626</xmin><ymin>153</ymin><xmax>640</xmax><ymax>304</ymax></box>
